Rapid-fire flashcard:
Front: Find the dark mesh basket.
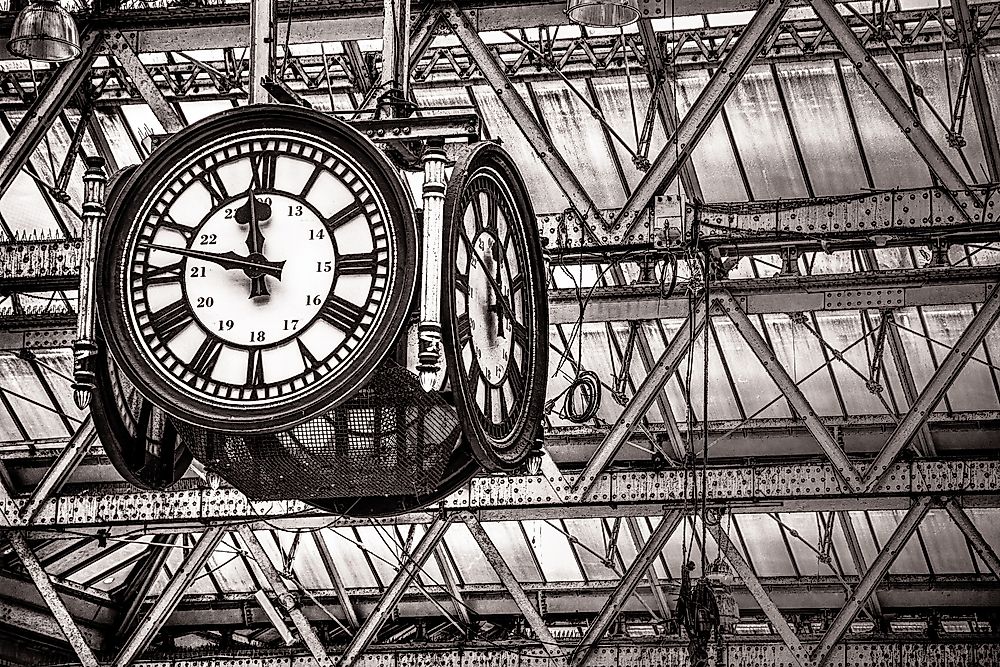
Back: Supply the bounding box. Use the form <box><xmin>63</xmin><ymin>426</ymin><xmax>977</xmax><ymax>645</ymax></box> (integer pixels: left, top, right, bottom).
<box><xmin>176</xmin><ymin>362</ymin><xmax>460</xmax><ymax>499</ymax></box>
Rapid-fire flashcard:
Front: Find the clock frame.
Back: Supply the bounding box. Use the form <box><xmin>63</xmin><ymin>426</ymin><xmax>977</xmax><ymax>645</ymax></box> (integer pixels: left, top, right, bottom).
<box><xmin>441</xmin><ymin>142</ymin><xmax>549</xmax><ymax>470</ymax></box>
<box><xmin>97</xmin><ymin>105</ymin><xmax>417</xmax><ymax>433</ymax></box>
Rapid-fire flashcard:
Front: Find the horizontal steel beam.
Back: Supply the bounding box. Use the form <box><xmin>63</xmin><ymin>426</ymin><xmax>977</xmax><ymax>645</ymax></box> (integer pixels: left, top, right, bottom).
<box><xmin>124</xmin><ymin>640</ymin><xmax>1000</xmax><ymax>667</ymax></box>
<box><xmin>5</xmin><ymin>459</ymin><xmax>999</xmax><ymax>530</ymax></box>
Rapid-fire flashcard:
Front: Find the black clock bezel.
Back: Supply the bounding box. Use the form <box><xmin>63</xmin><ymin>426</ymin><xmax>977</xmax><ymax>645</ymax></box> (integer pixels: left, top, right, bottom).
<box><xmin>441</xmin><ymin>142</ymin><xmax>549</xmax><ymax>470</ymax></box>
<box><xmin>97</xmin><ymin>105</ymin><xmax>418</xmax><ymax>433</ymax></box>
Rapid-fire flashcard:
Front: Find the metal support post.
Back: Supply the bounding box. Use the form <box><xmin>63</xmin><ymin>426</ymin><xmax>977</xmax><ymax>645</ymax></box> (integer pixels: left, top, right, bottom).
<box><xmin>0</xmin><ymin>31</ymin><xmax>102</xmax><ymax>203</ymax></box>
<box><xmin>882</xmin><ymin>312</ymin><xmax>935</xmax><ymax>456</ymax></box>
<box><xmin>113</xmin><ymin>527</ymin><xmax>225</xmax><ymax>667</ymax></box>
<box><xmin>864</xmin><ymin>284</ymin><xmax>1000</xmax><ymax>491</ymax></box>
<box><xmin>444</xmin><ymin>1</ymin><xmax>601</xmax><ymax>222</ymax></box>
<box><xmin>460</xmin><ymin>512</ymin><xmax>562</xmax><ymax>660</ymax></box>
<box><xmin>944</xmin><ymin>498</ymin><xmax>1000</xmax><ymax>577</ymax></box>
<box><xmin>0</xmin><ymin>479</ymin><xmax>99</xmax><ymax>665</ymax></box>
<box><xmin>625</xmin><ymin>517</ymin><xmax>672</xmax><ymax>621</ymax></box>
<box><xmin>611</xmin><ymin>0</ymin><xmax>790</xmax><ymax>232</ymax></box>
<box><xmin>812</xmin><ymin>497</ymin><xmax>931</xmax><ymax>667</ymax></box>
<box><xmin>339</xmin><ymin>515</ymin><xmax>450</xmax><ymax>667</ymax></box>
<box><xmin>433</xmin><ymin>545</ymin><xmax>471</xmax><ymax>626</ymax></box>
<box><xmin>310</xmin><ymin>531</ymin><xmax>359</xmax><ymax>629</ymax></box>
<box><xmin>716</xmin><ymin>292</ymin><xmax>863</xmax><ymax>492</ymax></box>
<box><xmin>636</xmin><ymin>19</ymin><xmax>703</xmax><ymax>202</ymax></box>
<box><xmin>951</xmin><ymin>0</ymin><xmax>1000</xmax><ymax>181</ymax></box>
<box><xmin>19</xmin><ymin>417</ymin><xmax>96</xmax><ymax>523</ymax></box>
<box><xmin>569</xmin><ymin>298</ymin><xmax>707</xmax><ymax>501</ymax></box>
<box><xmin>72</xmin><ymin>156</ymin><xmax>107</xmax><ymax>410</ymax></box>
<box><xmin>572</xmin><ymin>511</ymin><xmax>682</xmax><ymax>667</ymax></box>
<box><xmin>809</xmin><ymin>0</ymin><xmax>977</xmax><ymax>203</ymax></box>
<box><xmin>380</xmin><ymin>0</ymin><xmax>412</xmax><ymax>117</ymax></box>
<box><xmin>236</xmin><ymin>525</ymin><xmax>331</xmax><ymax>664</ymax></box>
<box><xmin>418</xmin><ymin>141</ymin><xmax>447</xmax><ymax>391</ymax></box>
<box><xmin>837</xmin><ymin>512</ymin><xmax>882</xmax><ymax>622</ymax></box>
<box><xmin>106</xmin><ymin>31</ymin><xmax>184</xmax><ymax>134</ymax></box>
<box><xmin>249</xmin><ymin>0</ymin><xmax>277</xmax><ymax>104</ymax></box>
<box><xmin>116</xmin><ymin>534</ymin><xmax>176</xmax><ymax>641</ymax></box>
<box><xmin>706</xmin><ymin>515</ymin><xmax>812</xmax><ymax>667</ymax></box>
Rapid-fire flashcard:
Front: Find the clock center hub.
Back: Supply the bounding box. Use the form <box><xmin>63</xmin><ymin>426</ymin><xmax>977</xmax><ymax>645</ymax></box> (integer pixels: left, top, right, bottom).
<box><xmin>468</xmin><ymin>230</ymin><xmax>513</xmax><ymax>386</ymax></box>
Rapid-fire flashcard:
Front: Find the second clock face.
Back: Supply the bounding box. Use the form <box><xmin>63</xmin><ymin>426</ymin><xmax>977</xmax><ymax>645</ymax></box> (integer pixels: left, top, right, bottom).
<box><xmin>100</xmin><ymin>108</ymin><xmax>416</xmax><ymax>432</ymax></box>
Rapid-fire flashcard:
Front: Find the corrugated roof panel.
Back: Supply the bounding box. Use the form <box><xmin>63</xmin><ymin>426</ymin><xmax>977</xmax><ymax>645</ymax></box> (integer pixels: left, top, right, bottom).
<box><xmin>523</xmin><ymin>519</ymin><xmax>583</xmax><ymax>581</ymax></box>
<box><xmin>563</xmin><ymin>518</ymin><xmax>621</xmax><ymax>581</ymax></box>
<box><xmin>839</xmin><ymin>55</ymin><xmax>931</xmax><ymax>189</ymax></box>
<box><xmin>914</xmin><ymin>305</ymin><xmax>1000</xmax><ymax>411</ymax></box>
<box><xmin>674</xmin><ymin>70</ymin><xmax>747</xmax><ymax>202</ymax></box>
<box><xmin>760</xmin><ymin>312</ymin><xmax>843</xmax><ymax>416</ymax></box>
<box><xmin>918</xmin><ymin>510</ymin><xmax>977</xmax><ymax>574</ymax></box>
<box><xmin>773</xmin><ymin>61</ymin><xmax>868</xmax><ymax>195</ymax></box>
<box><xmin>319</xmin><ymin>528</ymin><xmax>379</xmax><ymax>588</ymax></box>
<box><xmin>906</xmin><ymin>53</ymin><xmax>987</xmax><ymax>184</ymax></box>
<box><xmin>531</xmin><ymin>79</ymin><xmax>627</xmax><ymax>208</ymax></box>
<box><xmin>483</xmin><ymin>521</ymin><xmax>543</xmax><ymax>582</ymax></box>
<box><xmin>0</xmin><ymin>354</ymin><xmax>73</xmax><ymax>439</ymax></box>
<box><xmin>120</xmin><ymin>104</ymin><xmax>167</xmax><ymax>158</ymax></box>
<box><xmin>723</xmin><ymin>64</ymin><xmax>809</xmax><ymax>200</ymax></box>
<box><xmin>731</xmin><ymin>514</ymin><xmax>796</xmax><ymax>577</ymax></box>
<box><xmin>0</xmin><ymin>115</ymin><xmax>65</xmax><ymax>238</ymax></box>
<box><xmin>709</xmin><ymin>315</ymin><xmax>792</xmax><ymax>420</ymax></box>
<box><xmin>469</xmin><ymin>84</ymin><xmax>569</xmax><ymax>214</ymax></box>
<box><xmin>812</xmin><ymin>311</ymin><xmax>895</xmax><ymax>417</ymax></box>
<box><xmin>442</xmin><ymin>522</ymin><xmax>499</xmax><ymax>585</ymax></box>
<box><xmin>94</xmin><ymin>109</ymin><xmax>143</xmax><ymax>170</ymax></box>
<box><xmin>589</xmin><ymin>76</ymin><xmax>672</xmax><ymax>195</ymax></box>
<box><xmin>270</xmin><ymin>529</ymin><xmax>334</xmax><ymax>590</ymax></box>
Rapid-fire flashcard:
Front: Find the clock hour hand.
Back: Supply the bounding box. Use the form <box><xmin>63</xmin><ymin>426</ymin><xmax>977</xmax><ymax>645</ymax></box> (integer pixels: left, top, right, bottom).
<box><xmin>140</xmin><ymin>242</ymin><xmax>285</xmax><ymax>280</ymax></box>
<box><xmin>459</xmin><ymin>227</ymin><xmax>516</xmax><ymax>326</ymax></box>
<box><xmin>234</xmin><ymin>189</ymin><xmax>273</xmax><ymax>298</ymax></box>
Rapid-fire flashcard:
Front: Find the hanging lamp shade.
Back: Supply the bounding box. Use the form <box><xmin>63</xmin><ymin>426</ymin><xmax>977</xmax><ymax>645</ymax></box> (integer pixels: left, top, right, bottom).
<box><xmin>7</xmin><ymin>0</ymin><xmax>81</xmax><ymax>63</ymax></box>
<box><xmin>566</xmin><ymin>0</ymin><xmax>640</xmax><ymax>27</ymax></box>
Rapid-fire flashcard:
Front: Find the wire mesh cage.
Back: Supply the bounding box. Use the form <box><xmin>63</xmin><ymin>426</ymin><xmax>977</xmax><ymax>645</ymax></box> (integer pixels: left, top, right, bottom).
<box><xmin>176</xmin><ymin>362</ymin><xmax>461</xmax><ymax>500</ymax></box>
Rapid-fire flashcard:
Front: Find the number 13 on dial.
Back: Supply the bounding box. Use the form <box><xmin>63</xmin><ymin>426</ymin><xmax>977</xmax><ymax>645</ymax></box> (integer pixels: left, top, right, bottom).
<box><xmin>99</xmin><ymin>106</ymin><xmax>417</xmax><ymax>433</ymax></box>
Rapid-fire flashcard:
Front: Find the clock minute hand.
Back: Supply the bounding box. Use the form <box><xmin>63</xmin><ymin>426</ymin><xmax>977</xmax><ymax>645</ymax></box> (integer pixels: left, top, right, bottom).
<box><xmin>459</xmin><ymin>227</ymin><xmax>516</xmax><ymax>323</ymax></box>
<box><xmin>234</xmin><ymin>189</ymin><xmax>273</xmax><ymax>298</ymax></box>
<box><xmin>141</xmin><ymin>242</ymin><xmax>285</xmax><ymax>280</ymax></box>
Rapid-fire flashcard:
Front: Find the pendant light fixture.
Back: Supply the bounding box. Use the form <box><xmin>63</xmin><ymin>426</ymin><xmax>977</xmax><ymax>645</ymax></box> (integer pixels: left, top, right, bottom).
<box><xmin>7</xmin><ymin>0</ymin><xmax>82</xmax><ymax>63</ymax></box>
<box><xmin>566</xmin><ymin>0</ymin><xmax>640</xmax><ymax>27</ymax></box>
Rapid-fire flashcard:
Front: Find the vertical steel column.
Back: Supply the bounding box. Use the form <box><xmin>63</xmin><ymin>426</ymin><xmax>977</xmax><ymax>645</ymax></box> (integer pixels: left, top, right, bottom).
<box><xmin>113</xmin><ymin>527</ymin><xmax>226</xmax><ymax>667</ymax></box>
<box><xmin>810</xmin><ymin>0</ymin><xmax>976</xmax><ymax>201</ymax></box>
<box><xmin>612</xmin><ymin>0</ymin><xmax>790</xmax><ymax>232</ymax></box>
<box><xmin>944</xmin><ymin>498</ymin><xmax>1000</xmax><ymax>577</ymax></box>
<box><xmin>569</xmin><ymin>298</ymin><xmax>708</xmax><ymax>501</ymax></box>
<box><xmin>864</xmin><ymin>285</ymin><xmax>1000</xmax><ymax>491</ymax></box>
<box><xmin>1</xmin><ymin>477</ymin><xmax>99</xmax><ymax>666</ymax></box>
<box><xmin>339</xmin><ymin>516</ymin><xmax>450</xmax><ymax>667</ymax></box>
<box><xmin>444</xmin><ymin>1</ymin><xmax>601</xmax><ymax>221</ymax></box>
<box><xmin>460</xmin><ymin>513</ymin><xmax>562</xmax><ymax>659</ymax></box>
<box><xmin>715</xmin><ymin>292</ymin><xmax>863</xmax><ymax>492</ymax></box>
<box><xmin>812</xmin><ymin>498</ymin><xmax>931</xmax><ymax>667</ymax></box>
<box><xmin>0</xmin><ymin>31</ymin><xmax>102</xmax><ymax>202</ymax></box>
<box><xmin>249</xmin><ymin>0</ymin><xmax>276</xmax><ymax>104</ymax></box>
<box><xmin>310</xmin><ymin>531</ymin><xmax>360</xmax><ymax>630</ymax></box>
<box><xmin>236</xmin><ymin>526</ymin><xmax>331</xmax><ymax>664</ymax></box>
<box><xmin>106</xmin><ymin>31</ymin><xmax>184</xmax><ymax>133</ymax></box>
<box><xmin>418</xmin><ymin>142</ymin><xmax>447</xmax><ymax>391</ymax></box>
<box><xmin>19</xmin><ymin>417</ymin><xmax>96</xmax><ymax>522</ymax></box>
<box><xmin>706</xmin><ymin>516</ymin><xmax>812</xmax><ymax>667</ymax></box>
<box><xmin>380</xmin><ymin>0</ymin><xmax>411</xmax><ymax>117</ymax></box>
<box><xmin>571</xmin><ymin>511</ymin><xmax>682</xmax><ymax>667</ymax></box>
<box><xmin>625</xmin><ymin>517</ymin><xmax>672</xmax><ymax>621</ymax></box>
<box><xmin>950</xmin><ymin>0</ymin><xmax>1000</xmax><ymax>181</ymax></box>
<box><xmin>636</xmin><ymin>19</ymin><xmax>703</xmax><ymax>202</ymax></box>
<box><xmin>72</xmin><ymin>156</ymin><xmax>107</xmax><ymax>410</ymax></box>
<box><xmin>837</xmin><ymin>512</ymin><xmax>883</xmax><ymax>621</ymax></box>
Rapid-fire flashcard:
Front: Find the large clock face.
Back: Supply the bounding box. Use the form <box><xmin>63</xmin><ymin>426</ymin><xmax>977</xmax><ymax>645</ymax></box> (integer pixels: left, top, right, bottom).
<box><xmin>442</xmin><ymin>143</ymin><xmax>548</xmax><ymax>470</ymax></box>
<box><xmin>99</xmin><ymin>107</ymin><xmax>416</xmax><ymax>432</ymax></box>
